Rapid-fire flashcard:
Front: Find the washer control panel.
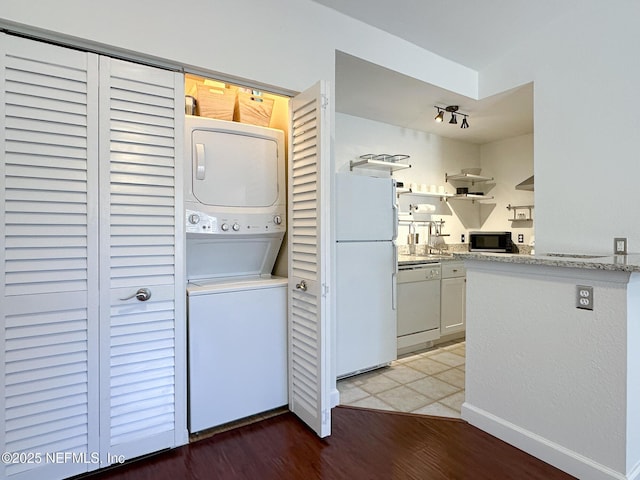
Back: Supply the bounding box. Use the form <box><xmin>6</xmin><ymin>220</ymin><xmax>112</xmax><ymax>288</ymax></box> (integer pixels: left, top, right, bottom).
<box><xmin>186</xmin><ymin>209</ymin><xmax>286</xmax><ymax>234</ymax></box>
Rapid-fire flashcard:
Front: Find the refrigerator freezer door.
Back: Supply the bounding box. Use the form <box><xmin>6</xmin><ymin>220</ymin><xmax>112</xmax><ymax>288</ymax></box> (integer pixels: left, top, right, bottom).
<box><xmin>335</xmin><ymin>173</ymin><xmax>395</xmax><ymax>241</ymax></box>
<box><xmin>336</xmin><ymin>241</ymin><xmax>397</xmax><ymax>377</ymax></box>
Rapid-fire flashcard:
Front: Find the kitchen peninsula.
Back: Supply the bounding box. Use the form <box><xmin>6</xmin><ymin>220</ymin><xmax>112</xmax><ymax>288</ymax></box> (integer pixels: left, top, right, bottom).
<box><xmin>457</xmin><ymin>252</ymin><xmax>640</xmax><ymax>480</ymax></box>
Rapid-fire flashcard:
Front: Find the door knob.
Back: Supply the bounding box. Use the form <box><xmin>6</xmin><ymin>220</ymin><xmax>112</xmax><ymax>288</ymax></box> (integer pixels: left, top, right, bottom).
<box><xmin>295</xmin><ymin>280</ymin><xmax>307</xmax><ymax>292</ymax></box>
<box><xmin>120</xmin><ymin>287</ymin><xmax>152</xmax><ymax>302</ymax></box>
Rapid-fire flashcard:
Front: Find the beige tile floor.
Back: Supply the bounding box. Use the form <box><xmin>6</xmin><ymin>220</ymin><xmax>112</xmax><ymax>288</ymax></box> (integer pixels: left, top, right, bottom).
<box><xmin>337</xmin><ymin>340</ymin><xmax>465</xmax><ymax>418</ymax></box>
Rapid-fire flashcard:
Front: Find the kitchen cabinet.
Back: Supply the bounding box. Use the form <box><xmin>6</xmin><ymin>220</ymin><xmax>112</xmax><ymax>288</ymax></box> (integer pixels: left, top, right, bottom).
<box><xmin>1</xmin><ymin>34</ymin><xmax>184</xmax><ymax>480</ymax></box>
<box><xmin>440</xmin><ymin>262</ymin><xmax>466</xmax><ymax>336</ymax></box>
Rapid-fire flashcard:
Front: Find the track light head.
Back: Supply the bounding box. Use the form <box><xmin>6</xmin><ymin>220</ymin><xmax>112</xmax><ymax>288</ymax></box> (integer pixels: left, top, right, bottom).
<box><xmin>434</xmin><ymin>105</ymin><xmax>470</xmax><ymax>129</ymax></box>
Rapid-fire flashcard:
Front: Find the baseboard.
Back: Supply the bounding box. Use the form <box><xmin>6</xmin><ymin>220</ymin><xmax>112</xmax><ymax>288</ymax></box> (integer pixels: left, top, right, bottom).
<box><xmin>330</xmin><ymin>387</ymin><xmax>340</xmax><ymax>408</ymax></box>
<box><xmin>462</xmin><ymin>402</ymin><xmax>629</xmax><ymax>480</ymax></box>
<box><xmin>628</xmin><ymin>460</ymin><xmax>640</xmax><ymax>480</ymax></box>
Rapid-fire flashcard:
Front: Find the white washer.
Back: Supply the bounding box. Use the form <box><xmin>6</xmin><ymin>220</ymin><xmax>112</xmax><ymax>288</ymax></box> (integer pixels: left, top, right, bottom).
<box><xmin>187</xmin><ymin>276</ymin><xmax>287</xmax><ymax>433</ymax></box>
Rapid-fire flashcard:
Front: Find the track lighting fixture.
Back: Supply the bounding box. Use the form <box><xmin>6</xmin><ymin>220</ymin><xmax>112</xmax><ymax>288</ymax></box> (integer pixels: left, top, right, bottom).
<box><xmin>433</xmin><ymin>105</ymin><xmax>470</xmax><ymax>129</ymax></box>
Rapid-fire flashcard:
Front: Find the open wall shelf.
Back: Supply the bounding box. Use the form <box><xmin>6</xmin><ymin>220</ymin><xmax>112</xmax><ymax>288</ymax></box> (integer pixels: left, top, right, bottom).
<box><xmin>350</xmin><ymin>154</ymin><xmax>411</xmax><ymax>173</ymax></box>
<box><xmin>445</xmin><ymin>172</ymin><xmax>494</xmax><ymax>184</ymax></box>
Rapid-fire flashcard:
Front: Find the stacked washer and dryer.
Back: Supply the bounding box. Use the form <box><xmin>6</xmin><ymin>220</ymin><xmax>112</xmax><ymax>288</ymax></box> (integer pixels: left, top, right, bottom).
<box><xmin>184</xmin><ymin>116</ymin><xmax>288</xmax><ymax>433</ymax></box>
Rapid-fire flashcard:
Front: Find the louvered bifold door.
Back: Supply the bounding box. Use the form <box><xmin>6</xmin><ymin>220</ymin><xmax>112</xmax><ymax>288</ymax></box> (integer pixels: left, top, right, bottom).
<box><xmin>1</xmin><ymin>35</ymin><xmax>100</xmax><ymax>480</ymax></box>
<box><xmin>288</xmin><ymin>81</ymin><xmax>331</xmax><ymax>438</ymax></box>
<box><xmin>98</xmin><ymin>57</ymin><xmax>181</xmax><ymax>463</ymax></box>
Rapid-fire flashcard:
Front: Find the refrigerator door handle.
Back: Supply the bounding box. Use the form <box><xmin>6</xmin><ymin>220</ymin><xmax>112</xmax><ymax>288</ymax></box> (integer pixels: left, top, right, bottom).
<box><xmin>392</xmin><ymin>200</ymin><xmax>399</xmax><ymax>241</ymax></box>
<box><xmin>392</xmin><ymin>243</ymin><xmax>398</xmax><ymax>310</ymax></box>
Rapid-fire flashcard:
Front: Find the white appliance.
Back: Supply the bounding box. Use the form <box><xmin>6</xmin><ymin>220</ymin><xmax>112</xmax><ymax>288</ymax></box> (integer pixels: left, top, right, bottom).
<box><xmin>187</xmin><ymin>277</ymin><xmax>287</xmax><ymax>433</ymax></box>
<box><xmin>397</xmin><ymin>263</ymin><xmax>441</xmax><ymax>354</ymax></box>
<box><xmin>184</xmin><ymin>115</ymin><xmax>286</xmax><ymax>278</ymax></box>
<box><xmin>184</xmin><ymin>116</ymin><xmax>288</xmax><ymax>433</ymax></box>
<box><xmin>335</xmin><ymin>173</ymin><xmax>398</xmax><ymax>378</ymax></box>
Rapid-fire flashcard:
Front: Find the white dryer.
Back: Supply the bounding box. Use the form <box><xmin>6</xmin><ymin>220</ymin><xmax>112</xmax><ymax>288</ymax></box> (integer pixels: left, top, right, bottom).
<box><xmin>184</xmin><ymin>115</ymin><xmax>285</xmax><ymax>252</ymax></box>
<box><xmin>183</xmin><ymin>116</ymin><xmax>288</xmax><ymax>433</ymax></box>
<box><xmin>184</xmin><ymin>115</ymin><xmax>286</xmax><ymax>280</ymax></box>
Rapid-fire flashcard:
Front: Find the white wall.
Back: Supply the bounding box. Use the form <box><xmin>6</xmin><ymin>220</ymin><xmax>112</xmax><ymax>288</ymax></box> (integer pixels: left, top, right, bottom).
<box><xmin>335</xmin><ymin>114</ymin><xmax>535</xmax><ymax>249</ymax></box>
<box><xmin>478</xmin><ymin>2</ymin><xmax>640</xmax><ymax>255</ymax></box>
<box><xmin>464</xmin><ymin>262</ymin><xmax>631</xmax><ymax>478</ymax></box>
<box><xmin>335</xmin><ymin>113</ymin><xmax>481</xmax><ymax>247</ymax></box>
<box><xmin>480</xmin><ymin>134</ymin><xmax>534</xmax><ymax>247</ymax></box>
<box><xmin>0</xmin><ymin>0</ymin><xmax>477</xmax><ymax>99</ymax></box>
<box><xmin>627</xmin><ymin>273</ymin><xmax>640</xmax><ymax>476</ymax></box>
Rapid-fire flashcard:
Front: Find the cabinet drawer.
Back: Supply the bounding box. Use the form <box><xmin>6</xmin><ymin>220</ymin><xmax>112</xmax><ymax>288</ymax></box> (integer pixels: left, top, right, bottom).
<box><xmin>441</xmin><ymin>262</ymin><xmax>465</xmax><ymax>278</ymax></box>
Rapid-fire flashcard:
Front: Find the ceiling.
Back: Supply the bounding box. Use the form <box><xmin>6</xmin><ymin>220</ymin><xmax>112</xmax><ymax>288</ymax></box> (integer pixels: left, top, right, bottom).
<box><xmin>315</xmin><ymin>0</ymin><xmax>586</xmax><ymax>144</ymax></box>
<box><xmin>313</xmin><ymin>0</ymin><xmax>586</xmax><ymax>71</ymax></box>
<box><xmin>335</xmin><ymin>52</ymin><xmax>533</xmax><ymax>145</ymax></box>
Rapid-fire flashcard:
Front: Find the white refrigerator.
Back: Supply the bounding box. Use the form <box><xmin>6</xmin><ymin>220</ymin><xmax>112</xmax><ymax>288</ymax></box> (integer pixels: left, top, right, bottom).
<box><xmin>335</xmin><ymin>173</ymin><xmax>398</xmax><ymax>378</ymax></box>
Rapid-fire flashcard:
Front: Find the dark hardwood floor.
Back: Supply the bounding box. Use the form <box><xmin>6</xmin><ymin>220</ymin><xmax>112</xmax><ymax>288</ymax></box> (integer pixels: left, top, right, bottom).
<box><xmin>83</xmin><ymin>407</ymin><xmax>575</xmax><ymax>480</ymax></box>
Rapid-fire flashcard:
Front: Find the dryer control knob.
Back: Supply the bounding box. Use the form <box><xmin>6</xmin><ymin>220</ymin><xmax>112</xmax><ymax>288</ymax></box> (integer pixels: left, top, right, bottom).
<box><xmin>220</xmin><ymin>223</ymin><xmax>229</xmax><ymax>232</ymax></box>
<box><xmin>273</xmin><ymin>215</ymin><xmax>282</xmax><ymax>225</ymax></box>
<box><xmin>232</xmin><ymin>223</ymin><xmax>240</xmax><ymax>231</ymax></box>
<box><xmin>188</xmin><ymin>214</ymin><xmax>200</xmax><ymax>224</ymax></box>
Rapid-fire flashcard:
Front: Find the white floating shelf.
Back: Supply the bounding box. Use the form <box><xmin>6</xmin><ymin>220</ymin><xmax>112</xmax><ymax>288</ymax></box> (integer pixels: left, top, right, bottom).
<box><xmin>350</xmin><ymin>154</ymin><xmax>411</xmax><ymax>172</ymax></box>
<box><xmin>398</xmin><ymin>190</ymin><xmax>453</xmax><ymax>199</ymax></box>
<box><xmin>450</xmin><ymin>194</ymin><xmax>494</xmax><ymax>201</ymax></box>
<box><xmin>350</xmin><ymin>159</ymin><xmax>411</xmax><ymax>172</ymax></box>
<box><xmin>445</xmin><ymin>173</ymin><xmax>494</xmax><ymax>184</ymax></box>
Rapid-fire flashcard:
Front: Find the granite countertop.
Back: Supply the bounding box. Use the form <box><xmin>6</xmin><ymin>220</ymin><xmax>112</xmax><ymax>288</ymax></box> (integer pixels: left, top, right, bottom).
<box><xmin>398</xmin><ymin>253</ymin><xmax>461</xmax><ymax>266</ymax></box>
<box><xmin>453</xmin><ymin>251</ymin><xmax>640</xmax><ymax>273</ymax></box>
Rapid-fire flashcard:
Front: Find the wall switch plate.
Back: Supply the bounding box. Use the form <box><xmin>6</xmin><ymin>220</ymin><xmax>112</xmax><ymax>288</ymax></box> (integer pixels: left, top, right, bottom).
<box><xmin>576</xmin><ymin>285</ymin><xmax>593</xmax><ymax>310</ymax></box>
<box><xmin>518</xmin><ymin>234</ymin><xmax>524</xmax><ymax>243</ymax></box>
<box><xmin>614</xmin><ymin>237</ymin><xmax>627</xmax><ymax>255</ymax></box>
<box><xmin>461</xmin><ymin>234</ymin><xmax>465</xmax><ymax>243</ymax></box>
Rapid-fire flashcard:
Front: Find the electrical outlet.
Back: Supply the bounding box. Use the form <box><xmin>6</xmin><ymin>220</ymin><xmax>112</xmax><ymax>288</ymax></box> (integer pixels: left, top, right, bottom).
<box><xmin>518</xmin><ymin>234</ymin><xmax>524</xmax><ymax>243</ymax></box>
<box><xmin>614</xmin><ymin>237</ymin><xmax>627</xmax><ymax>255</ymax></box>
<box><xmin>461</xmin><ymin>233</ymin><xmax>465</xmax><ymax>243</ymax></box>
<box><xmin>576</xmin><ymin>285</ymin><xmax>593</xmax><ymax>310</ymax></box>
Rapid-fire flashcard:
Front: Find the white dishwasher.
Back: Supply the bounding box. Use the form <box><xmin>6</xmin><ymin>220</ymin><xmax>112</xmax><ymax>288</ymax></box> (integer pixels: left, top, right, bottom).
<box><xmin>397</xmin><ymin>263</ymin><xmax>441</xmax><ymax>354</ymax></box>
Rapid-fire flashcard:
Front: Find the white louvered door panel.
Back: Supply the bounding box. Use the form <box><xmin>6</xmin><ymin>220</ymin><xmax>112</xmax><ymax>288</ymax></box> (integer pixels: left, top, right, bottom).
<box><xmin>98</xmin><ymin>57</ymin><xmax>181</xmax><ymax>463</ymax></box>
<box><xmin>288</xmin><ymin>81</ymin><xmax>331</xmax><ymax>438</ymax></box>
<box><xmin>1</xmin><ymin>35</ymin><xmax>100</xmax><ymax>480</ymax></box>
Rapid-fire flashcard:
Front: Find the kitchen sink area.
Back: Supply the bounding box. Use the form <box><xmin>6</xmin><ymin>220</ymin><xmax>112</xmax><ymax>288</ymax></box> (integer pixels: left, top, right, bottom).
<box><xmin>398</xmin><ymin>253</ymin><xmax>453</xmax><ymax>265</ymax></box>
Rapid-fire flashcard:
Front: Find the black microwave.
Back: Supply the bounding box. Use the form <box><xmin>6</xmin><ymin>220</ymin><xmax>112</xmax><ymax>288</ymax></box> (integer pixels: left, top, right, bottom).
<box><xmin>469</xmin><ymin>231</ymin><xmax>514</xmax><ymax>253</ymax></box>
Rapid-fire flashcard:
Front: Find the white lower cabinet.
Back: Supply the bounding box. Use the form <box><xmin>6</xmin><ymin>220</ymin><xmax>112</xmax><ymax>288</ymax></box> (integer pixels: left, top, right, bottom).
<box><xmin>1</xmin><ymin>34</ymin><xmax>184</xmax><ymax>480</ymax></box>
<box><xmin>440</xmin><ymin>262</ymin><xmax>466</xmax><ymax>336</ymax></box>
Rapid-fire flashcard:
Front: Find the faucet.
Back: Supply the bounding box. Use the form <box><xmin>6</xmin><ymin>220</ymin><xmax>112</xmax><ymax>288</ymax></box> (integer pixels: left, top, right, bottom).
<box><xmin>408</xmin><ymin>222</ymin><xmax>418</xmax><ymax>255</ymax></box>
<box><xmin>427</xmin><ymin>220</ymin><xmax>446</xmax><ymax>255</ymax></box>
